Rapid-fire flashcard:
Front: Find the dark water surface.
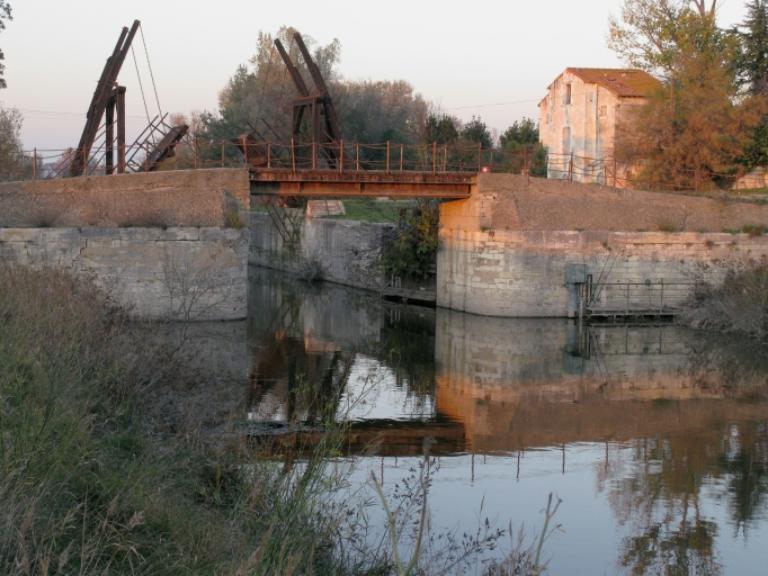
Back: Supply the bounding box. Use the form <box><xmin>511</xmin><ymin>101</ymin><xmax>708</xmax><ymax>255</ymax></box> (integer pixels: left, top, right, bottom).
<box><xmin>243</xmin><ymin>268</ymin><xmax>768</xmax><ymax>575</ymax></box>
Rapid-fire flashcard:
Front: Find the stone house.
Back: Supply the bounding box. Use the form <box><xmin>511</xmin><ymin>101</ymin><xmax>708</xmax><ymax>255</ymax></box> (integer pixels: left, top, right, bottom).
<box><xmin>538</xmin><ymin>68</ymin><xmax>660</xmax><ymax>186</ymax></box>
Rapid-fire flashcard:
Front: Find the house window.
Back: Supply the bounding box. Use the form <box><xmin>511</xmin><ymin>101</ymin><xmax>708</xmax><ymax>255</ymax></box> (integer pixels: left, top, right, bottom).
<box><xmin>599</xmin><ymin>105</ymin><xmax>608</xmax><ymax>117</ymax></box>
<box><xmin>562</xmin><ymin>127</ymin><xmax>571</xmax><ymax>155</ymax></box>
<box><xmin>564</xmin><ymin>83</ymin><xmax>572</xmax><ymax>105</ymax></box>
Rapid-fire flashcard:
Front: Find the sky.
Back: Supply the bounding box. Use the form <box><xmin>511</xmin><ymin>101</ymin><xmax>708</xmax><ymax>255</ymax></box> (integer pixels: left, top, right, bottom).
<box><xmin>0</xmin><ymin>0</ymin><xmax>749</xmax><ymax>150</ymax></box>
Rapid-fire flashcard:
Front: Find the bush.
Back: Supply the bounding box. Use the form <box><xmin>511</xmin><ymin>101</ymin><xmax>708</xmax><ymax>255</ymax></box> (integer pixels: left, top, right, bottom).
<box><xmin>680</xmin><ymin>259</ymin><xmax>768</xmax><ymax>340</ymax></box>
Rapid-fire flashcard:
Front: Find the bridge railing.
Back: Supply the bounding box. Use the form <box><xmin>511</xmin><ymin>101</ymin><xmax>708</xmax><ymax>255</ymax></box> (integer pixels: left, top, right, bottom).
<box><xmin>8</xmin><ymin>138</ymin><xmax>752</xmax><ymax>191</ymax></box>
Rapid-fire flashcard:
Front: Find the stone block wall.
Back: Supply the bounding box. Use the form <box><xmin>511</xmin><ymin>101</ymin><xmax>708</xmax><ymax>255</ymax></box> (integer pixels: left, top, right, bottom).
<box><xmin>438</xmin><ymin>174</ymin><xmax>768</xmax><ymax>317</ymax></box>
<box><xmin>250</xmin><ymin>212</ymin><xmax>395</xmax><ymax>290</ymax></box>
<box><xmin>438</xmin><ymin>228</ymin><xmax>768</xmax><ymax>317</ymax></box>
<box><xmin>0</xmin><ymin>227</ymin><xmax>249</xmax><ymax>320</ymax></box>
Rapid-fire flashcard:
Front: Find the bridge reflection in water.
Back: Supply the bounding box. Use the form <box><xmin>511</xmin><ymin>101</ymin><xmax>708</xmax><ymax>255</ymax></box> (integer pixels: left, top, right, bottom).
<box><xmin>241</xmin><ymin>267</ymin><xmax>768</xmax><ymax>575</ymax></box>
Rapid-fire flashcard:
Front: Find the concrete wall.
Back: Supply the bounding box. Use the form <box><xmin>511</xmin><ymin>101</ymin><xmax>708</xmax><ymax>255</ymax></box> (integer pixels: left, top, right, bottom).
<box><xmin>250</xmin><ymin>212</ymin><xmax>394</xmax><ymax>290</ymax></box>
<box><xmin>0</xmin><ymin>168</ymin><xmax>250</xmax><ymax>227</ymax></box>
<box><xmin>438</xmin><ymin>174</ymin><xmax>768</xmax><ymax>317</ymax></box>
<box><xmin>0</xmin><ymin>227</ymin><xmax>249</xmax><ymax>320</ymax></box>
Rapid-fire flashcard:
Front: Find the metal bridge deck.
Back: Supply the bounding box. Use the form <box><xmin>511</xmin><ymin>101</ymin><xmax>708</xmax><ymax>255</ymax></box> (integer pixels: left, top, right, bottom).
<box><xmin>249</xmin><ymin>168</ymin><xmax>475</xmax><ymax>198</ymax></box>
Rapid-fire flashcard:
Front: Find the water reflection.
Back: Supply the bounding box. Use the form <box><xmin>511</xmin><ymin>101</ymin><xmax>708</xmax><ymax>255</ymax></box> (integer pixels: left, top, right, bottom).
<box><xmin>243</xmin><ymin>267</ymin><xmax>768</xmax><ymax>575</ymax></box>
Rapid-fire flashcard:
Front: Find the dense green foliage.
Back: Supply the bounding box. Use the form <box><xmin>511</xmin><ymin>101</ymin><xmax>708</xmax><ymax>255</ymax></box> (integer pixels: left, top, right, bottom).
<box><xmin>382</xmin><ymin>200</ymin><xmax>440</xmax><ymax>280</ymax></box>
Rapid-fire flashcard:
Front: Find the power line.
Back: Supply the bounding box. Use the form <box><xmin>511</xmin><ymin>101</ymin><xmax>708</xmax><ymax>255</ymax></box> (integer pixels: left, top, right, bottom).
<box><xmin>444</xmin><ymin>97</ymin><xmax>541</xmax><ymax>111</ymax></box>
<box><xmin>17</xmin><ymin>108</ymin><xmax>148</xmax><ymax>120</ymax></box>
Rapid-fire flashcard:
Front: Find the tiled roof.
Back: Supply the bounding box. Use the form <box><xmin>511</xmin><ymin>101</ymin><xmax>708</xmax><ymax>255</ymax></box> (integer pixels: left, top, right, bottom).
<box><xmin>566</xmin><ymin>68</ymin><xmax>660</xmax><ymax>97</ymax></box>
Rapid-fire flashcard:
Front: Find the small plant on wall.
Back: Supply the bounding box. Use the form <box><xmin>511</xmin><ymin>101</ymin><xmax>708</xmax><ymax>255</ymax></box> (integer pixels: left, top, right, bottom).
<box><xmin>382</xmin><ymin>200</ymin><xmax>439</xmax><ymax>280</ymax></box>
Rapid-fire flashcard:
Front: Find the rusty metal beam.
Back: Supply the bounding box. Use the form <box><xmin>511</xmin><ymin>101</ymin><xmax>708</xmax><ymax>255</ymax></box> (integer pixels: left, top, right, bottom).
<box><xmin>70</xmin><ymin>20</ymin><xmax>140</xmax><ymax>176</ymax></box>
<box><xmin>138</xmin><ymin>124</ymin><xmax>189</xmax><ymax>172</ymax></box>
<box><xmin>274</xmin><ymin>38</ymin><xmax>310</xmax><ymax>97</ymax></box>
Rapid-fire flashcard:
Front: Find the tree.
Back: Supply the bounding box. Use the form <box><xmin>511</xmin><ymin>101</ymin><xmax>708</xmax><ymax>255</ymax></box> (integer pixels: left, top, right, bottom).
<box><xmin>0</xmin><ymin>1</ymin><xmax>11</xmax><ymax>89</ymax></box>
<box><xmin>200</xmin><ymin>27</ymin><xmax>341</xmax><ymax>147</ymax></box>
<box><xmin>499</xmin><ymin>118</ymin><xmax>538</xmax><ymax>148</ymax></box>
<box><xmin>608</xmin><ymin>0</ymin><xmax>733</xmax><ymax>79</ymax></box>
<box><xmin>460</xmin><ymin>116</ymin><xmax>492</xmax><ymax>149</ymax></box>
<box><xmin>736</xmin><ymin>0</ymin><xmax>768</xmax><ymax>95</ymax></box>
<box><xmin>499</xmin><ymin>118</ymin><xmax>548</xmax><ymax>177</ymax></box>
<box><xmin>334</xmin><ymin>80</ymin><xmax>428</xmax><ymax>144</ymax></box>
<box><xmin>423</xmin><ymin>112</ymin><xmax>459</xmax><ymax>144</ymax></box>
<box><xmin>734</xmin><ymin>1</ymin><xmax>768</xmax><ymax>168</ymax></box>
<box><xmin>0</xmin><ymin>106</ymin><xmax>25</xmax><ymax>180</ymax></box>
<box><xmin>610</xmin><ymin>0</ymin><xmax>761</xmax><ymax>189</ymax></box>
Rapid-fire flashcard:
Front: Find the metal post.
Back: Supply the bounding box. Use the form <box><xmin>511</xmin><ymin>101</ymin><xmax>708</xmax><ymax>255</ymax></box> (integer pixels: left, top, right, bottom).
<box><xmin>626</xmin><ymin>282</ymin><xmax>630</xmax><ymax>317</ymax></box>
<box><xmin>105</xmin><ymin>96</ymin><xmax>115</xmax><ymax>175</ymax></box>
<box><xmin>386</xmin><ymin>141</ymin><xmax>390</xmax><ymax>173</ymax></box>
<box><xmin>291</xmin><ymin>138</ymin><xmax>296</xmax><ymax>173</ymax></box>
<box><xmin>312</xmin><ymin>140</ymin><xmax>317</xmax><ymax>170</ymax></box>
<box><xmin>267</xmin><ymin>141</ymin><xmax>272</xmax><ymax>169</ymax></box>
<box><xmin>32</xmin><ymin>148</ymin><xmax>37</xmax><ymax>180</ymax></box>
<box><xmin>116</xmin><ymin>86</ymin><xmax>127</xmax><ymax>174</ymax></box>
<box><xmin>220</xmin><ymin>141</ymin><xmax>225</xmax><ymax>167</ymax></box>
<box><xmin>569</xmin><ymin>153</ymin><xmax>574</xmax><ymax>182</ymax></box>
<box><xmin>399</xmin><ymin>144</ymin><xmax>404</xmax><ymax>172</ymax></box>
<box><xmin>477</xmin><ymin>142</ymin><xmax>482</xmax><ymax>172</ymax></box>
<box><xmin>432</xmin><ymin>141</ymin><xmax>437</xmax><ymax>174</ymax></box>
<box><xmin>355</xmin><ymin>143</ymin><xmax>360</xmax><ymax>172</ymax></box>
<box><xmin>241</xmin><ymin>135</ymin><xmax>248</xmax><ymax>166</ymax></box>
<box><xmin>443</xmin><ymin>144</ymin><xmax>448</xmax><ymax>172</ymax></box>
<box><xmin>339</xmin><ymin>140</ymin><xmax>344</xmax><ymax>173</ymax></box>
<box><xmin>659</xmin><ymin>279</ymin><xmax>664</xmax><ymax>315</ymax></box>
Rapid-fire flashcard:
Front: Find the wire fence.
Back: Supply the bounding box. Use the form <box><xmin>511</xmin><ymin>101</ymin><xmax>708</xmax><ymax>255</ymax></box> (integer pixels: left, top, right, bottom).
<box><xmin>5</xmin><ymin>137</ymin><xmax>760</xmax><ymax>192</ymax></box>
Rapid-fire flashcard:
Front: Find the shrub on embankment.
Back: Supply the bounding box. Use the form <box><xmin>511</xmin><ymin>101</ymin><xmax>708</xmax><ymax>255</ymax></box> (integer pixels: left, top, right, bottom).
<box><xmin>680</xmin><ymin>260</ymin><xmax>768</xmax><ymax>341</ymax></box>
<box><xmin>0</xmin><ymin>265</ymin><xmax>365</xmax><ymax>575</ymax></box>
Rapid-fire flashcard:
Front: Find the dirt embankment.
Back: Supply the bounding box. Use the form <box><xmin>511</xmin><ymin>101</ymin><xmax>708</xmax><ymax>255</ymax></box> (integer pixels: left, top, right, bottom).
<box><xmin>476</xmin><ymin>174</ymin><xmax>768</xmax><ymax>232</ymax></box>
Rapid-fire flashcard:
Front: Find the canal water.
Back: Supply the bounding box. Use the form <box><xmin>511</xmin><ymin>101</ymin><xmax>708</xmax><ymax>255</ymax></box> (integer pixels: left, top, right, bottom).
<box><xmin>219</xmin><ymin>268</ymin><xmax>768</xmax><ymax>574</ymax></box>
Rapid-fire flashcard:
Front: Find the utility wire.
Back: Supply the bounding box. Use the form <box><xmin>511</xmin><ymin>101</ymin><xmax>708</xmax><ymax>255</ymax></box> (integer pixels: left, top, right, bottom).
<box><xmin>131</xmin><ymin>44</ymin><xmax>154</xmax><ymax>146</ymax></box>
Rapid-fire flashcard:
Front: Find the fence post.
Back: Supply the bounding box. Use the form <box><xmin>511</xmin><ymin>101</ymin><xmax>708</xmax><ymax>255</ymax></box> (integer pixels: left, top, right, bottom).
<box><xmin>476</xmin><ymin>142</ymin><xmax>482</xmax><ymax>172</ymax></box>
<box><xmin>339</xmin><ymin>140</ymin><xmax>344</xmax><ymax>173</ymax></box>
<box><xmin>193</xmin><ymin>137</ymin><xmax>198</xmax><ymax>169</ymax></box>
<box><xmin>569</xmin><ymin>153</ymin><xmax>574</xmax><ymax>182</ymax></box>
<box><xmin>220</xmin><ymin>141</ymin><xmax>225</xmax><ymax>167</ymax></box>
<box><xmin>267</xmin><ymin>141</ymin><xmax>272</xmax><ymax>169</ymax></box>
<box><xmin>443</xmin><ymin>144</ymin><xmax>448</xmax><ymax>172</ymax></box>
<box><xmin>291</xmin><ymin>138</ymin><xmax>296</xmax><ymax>173</ymax></box>
<box><xmin>432</xmin><ymin>141</ymin><xmax>437</xmax><ymax>174</ymax></box>
<box><xmin>241</xmin><ymin>135</ymin><xmax>248</xmax><ymax>166</ymax></box>
<box><xmin>613</xmin><ymin>157</ymin><xmax>617</xmax><ymax>188</ymax></box>
<box><xmin>524</xmin><ymin>145</ymin><xmax>529</xmax><ymax>181</ymax></box>
<box><xmin>32</xmin><ymin>148</ymin><xmax>37</xmax><ymax>180</ymax></box>
<box><xmin>400</xmin><ymin>144</ymin><xmax>404</xmax><ymax>172</ymax></box>
<box><xmin>386</xmin><ymin>140</ymin><xmax>390</xmax><ymax>173</ymax></box>
<box><xmin>312</xmin><ymin>140</ymin><xmax>317</xmax><ymax>170</ymax></box>
<box><xmin>659</xmin><ymin>279</ymin><xmax>664</xmax><ymax>315</ymax></box>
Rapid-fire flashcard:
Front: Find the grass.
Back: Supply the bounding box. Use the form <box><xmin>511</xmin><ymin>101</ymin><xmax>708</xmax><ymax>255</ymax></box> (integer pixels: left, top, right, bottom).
<box><xmin>0</xmin><ymin>265</ymin><xmax>361</xmax><ymax>575</ymax></box>
<box><xmin>334</xmin><ymin>198</ymin><xmax>417</xmax><ymax>223</ymax></box>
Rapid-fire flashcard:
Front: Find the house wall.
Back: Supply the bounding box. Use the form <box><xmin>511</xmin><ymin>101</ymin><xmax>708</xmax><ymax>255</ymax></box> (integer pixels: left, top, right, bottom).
<box><xmin>539</xmin><ymin>71</ymin><xmax>644</xmax><ymax>186</ymax></box>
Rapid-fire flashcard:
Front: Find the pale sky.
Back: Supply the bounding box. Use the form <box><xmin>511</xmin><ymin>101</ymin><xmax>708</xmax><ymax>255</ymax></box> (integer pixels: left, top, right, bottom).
<box><xmin>1</xmin><ymin>0</ymin><xmax>748</xmax><ymax>150</ymax></box>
